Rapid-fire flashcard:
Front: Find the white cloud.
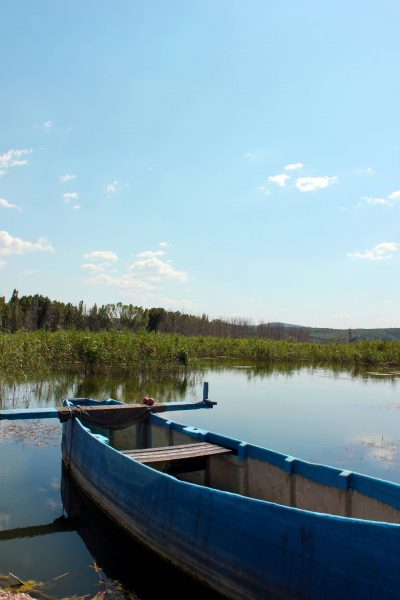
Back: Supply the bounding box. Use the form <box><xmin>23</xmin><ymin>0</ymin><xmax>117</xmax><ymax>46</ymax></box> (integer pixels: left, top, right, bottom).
<box><xmin>0</xmin><ymin>231</ymin><xmax>53</xmax><ymax>259</ymax></box>
<box><xmin>82</xmin><ymin>247</ymin><xmax>188</xmax><ymax>293</ymax></box>
<box><xmin>72</xmin><ymin>204</ymin><xmax>81</xmax><ymax>210</ymax></box>
<box><xmin>63</xmin><ymin>192</ymin><xmax>79</xmax><ymax>203</ymax></box>
<box><xmin>0</xmin><ymin>198</ymin><xmax>21</xmax><ymax>211</ymax></box>
<box><xmin>259</xmin><ymin>186</ymin><xmax>271</xmax><ymax>196</ymax></box>
<box><xmin>361</xmin><ymin>196</ymin><xmax>391</xmax><ymax>206</ymax></box>
<box><xmin>0</xmin><ymin>148</ymin><xmax>31</xmax><ymax>177</ymax></box>
<box><xmin>136</xmin><ymin>250</ymin><xmax>166</xmax><ymax>258</ymax></box>
<box><xmin>348</xmin><ymin>241</ymin><xmax>400</xmax><ymax>261</ymax></box>
<box><xmin>106</xmin><ymin>180</ymin><xmax>118</xmax><ymax>194</ymax></box>
<box><xmin>244</xmin><ymin>152</ymin><xmax>255</xmax><ymax>159</ymax></box>
<box><xmin>268</xmin><ymin>173</ymin><xmax>291</xmax><ymax>187</ymax></box>
<box><xmin>131</xmin><ymin>257</ymin><xmax>187</xmax><ymax>282</ymax></box>
<box><xmin>81</xmin><ymin>263</ymin><xmax>108</xmax><ymax>273</ymax></box>
<box><xmin>295</xmin><ymin>176</ymin><xmax>337</xmax><ymax>192</ymax></box>
<box><xmin>284</xmin><ymin>162</ymin><xmax>303</xmax><ymax>171</ymax></box>
<box><xmin>83</xmin><ymin>271</ymin><xmax>156</xmax><ymax>291</ymax></box>
<box><xmin>60</xmin><ymin>174</ymin><xmax>76</xmax><ymax>182</ymax></box>
<box><xmin>23</xmin><ymin>270</ymin><xmax>37</xmax><ymax>276</ymax></box>
<box><xmin>44</xmin><ymin>120</ymin><xmax>54</xmax><ymax>129</ymax></box>
<box><xmin>359</xmin><ymin>190</ymin><xmax>400</xmax><ymax>207</ymax></box>
<box><xmin>83</xmin><ymin>250</ymin><xmax>118</xmax><ymax>262</ymax></box>
<box><xmin>158</xmin><ymin>241</ymin><xmax>171</xmax><ymax>248</ymax></box>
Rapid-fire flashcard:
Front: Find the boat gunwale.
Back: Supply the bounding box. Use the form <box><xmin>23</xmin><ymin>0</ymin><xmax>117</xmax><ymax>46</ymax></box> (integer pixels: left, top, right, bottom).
<box><xmin>65</xmin><ymin>401</ymin><xmax>400</xmax><ymax>526</ymax></box>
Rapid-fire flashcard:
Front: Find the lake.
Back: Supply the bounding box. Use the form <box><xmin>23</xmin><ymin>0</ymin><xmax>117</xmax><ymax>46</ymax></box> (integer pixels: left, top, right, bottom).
<box><xmin>1</xmin><ymin>361</ymin><xmax>400</xmax><ymax>598</ymax></box>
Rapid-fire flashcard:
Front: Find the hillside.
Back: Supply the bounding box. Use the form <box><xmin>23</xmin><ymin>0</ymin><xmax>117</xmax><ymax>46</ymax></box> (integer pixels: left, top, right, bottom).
<box><xmin>300</xmin><ymin>326</ymin><xmax>400</xmax><ymax>343</ymax></box>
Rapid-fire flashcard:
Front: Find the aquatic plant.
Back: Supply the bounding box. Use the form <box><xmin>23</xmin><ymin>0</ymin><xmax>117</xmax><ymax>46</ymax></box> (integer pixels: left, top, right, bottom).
<box><xmin>0</xmin><ymin>331</ymin><xmax>399</xmax><ymax>375</ymax></box>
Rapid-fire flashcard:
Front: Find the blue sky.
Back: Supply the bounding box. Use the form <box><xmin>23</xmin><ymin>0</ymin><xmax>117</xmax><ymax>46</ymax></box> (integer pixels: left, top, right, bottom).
<box><xmin>0</xmin><ymin>1</ymin><xmax>399</xmax><ymax>328</ymax></box>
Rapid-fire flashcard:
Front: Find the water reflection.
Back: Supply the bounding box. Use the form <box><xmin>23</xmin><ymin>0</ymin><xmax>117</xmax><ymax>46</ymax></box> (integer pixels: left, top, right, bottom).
<box><xmin>0</xmin><ymin>368</ymin><xmax>204</xmax><ymax>410</ymax></box>
<box><xmin>1</xmin><ymin>361</ymin><xmax>400</xmax><ymax>597</ymax></box>
<box><xmin>60</xmin><ymin>466</ymin><xmax>224</xmax><ymax>600</ymax></box>
<box><xmin>1</xmin><ymin>361</ymin><xmax>400</xmax><ymax>412</ymax></box>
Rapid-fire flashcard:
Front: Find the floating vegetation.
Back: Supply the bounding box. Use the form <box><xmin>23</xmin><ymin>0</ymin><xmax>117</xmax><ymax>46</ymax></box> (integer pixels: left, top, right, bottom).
<box><xmin>0</xmin><ymin>568</ymin><xmax>138</xmax><ymax>600</ymax></box>
<box><xmin>0</xmin><ymin>572</ymin><xmax>47</xmax><ymax>599</ymax></box>
<box><xmin>345</xmin><ymin>435</ymin><xmax>399</xmax><ymax>467</ymax></box>
<box><xmin>0</xmin><ymin>421</ymin><xmax>61</xmax><ymax>447</ymax></box>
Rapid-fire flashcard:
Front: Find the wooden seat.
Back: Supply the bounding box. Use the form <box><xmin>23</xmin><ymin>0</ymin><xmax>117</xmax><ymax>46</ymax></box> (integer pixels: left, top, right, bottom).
<box><xmin>122</xmin><ymin>442</ymin><xmax>233</xmax><ymax>474</ymax></box>
<box><xmin>123</xmin><ymin>442</ymin><xmax>232</xmax><ymax>463</ymax></box>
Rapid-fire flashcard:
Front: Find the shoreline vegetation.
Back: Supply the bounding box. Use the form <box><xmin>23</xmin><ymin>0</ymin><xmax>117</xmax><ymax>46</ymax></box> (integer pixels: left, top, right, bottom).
<box><xmin>0</xmin><ymin>331</ymin><xmax>399</xmax><ymax>375</ymax></box>
<box><xmin>2</xmin><ymin>291</ymin><xmax>400</xmax><ymax>344</ymax></box>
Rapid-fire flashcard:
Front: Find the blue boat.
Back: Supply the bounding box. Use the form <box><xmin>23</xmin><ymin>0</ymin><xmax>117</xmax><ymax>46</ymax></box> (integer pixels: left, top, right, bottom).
<box><xmin>57</xmin><ymin>396</ymin><xmax>400</xmax><ymax>600</ymax></box>
<box><xmin>2</xmin><ymin>394</ymin><xmax>400</xmax><ymax>598</ymax></box>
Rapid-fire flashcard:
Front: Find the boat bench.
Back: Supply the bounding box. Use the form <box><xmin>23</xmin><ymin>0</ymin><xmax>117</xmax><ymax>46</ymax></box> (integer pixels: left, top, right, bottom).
<box><xmin>122</xmin><ymin>442</ymin><xmax>233</xmax><ymax>474</ymax></box>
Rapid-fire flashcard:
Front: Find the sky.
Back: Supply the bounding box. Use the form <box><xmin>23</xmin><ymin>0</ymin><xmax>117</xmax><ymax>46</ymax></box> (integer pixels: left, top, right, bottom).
<box><xmin>0</xmin><ymin>1</ymin><xmax>399</xmax><ymax>329</ymax></box>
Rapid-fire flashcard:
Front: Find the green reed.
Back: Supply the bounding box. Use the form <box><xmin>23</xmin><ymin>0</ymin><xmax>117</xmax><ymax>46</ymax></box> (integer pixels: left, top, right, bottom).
<box><xmin>0</xmin><ymin>330</ymin><xmax>399</xmax><ymax>374</ymax></box>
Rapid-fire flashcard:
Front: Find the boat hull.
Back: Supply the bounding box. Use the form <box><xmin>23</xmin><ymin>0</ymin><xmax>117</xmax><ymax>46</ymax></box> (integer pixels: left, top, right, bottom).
<box><xmin>62</xmin><ymin>416</ymin><xmax>400</xmax><ymax>600</ymax></box>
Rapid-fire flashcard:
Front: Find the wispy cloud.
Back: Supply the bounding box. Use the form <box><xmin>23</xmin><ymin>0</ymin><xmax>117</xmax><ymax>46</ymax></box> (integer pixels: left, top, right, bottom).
<box><xmin>295</xmin><ymin>176</ymin><xmax>337</xmax><ymax>192</ymax></box>
<box><xmin>359</xmin><ymin>189</ymin><xmax>400</xmax><ymax>207</ymax></box>
<box><xmin>244</xmin><ymin>152</ymin><xmax>255</xmax><ymax>159</ymax></box>
<box><xmin>106</xmin><ymin>180</ymin><xmax>118</xmax><ymax>194</ymax></box>
<box><xmin>0</xmin><ymin>231</ymin><xmax>53</xmax><ymax>265</ymax></box>
<box><xmin>0</xmin><ymin>148</ymin><xmax>31</xmax><ymax>177</ymax></box>
<box><xmin>72</xmin><ymin>204</ymin><xmax>81</xmax><ymax>210</ymax></box>
<box><xmin>360</xmin><ymin>196</ymin><xmax>391</xmax><ymax>206</ymax></box>
<box><xmin>0</xmin><ymin>198</ymin><xmax>21</xmax><ymax>211</ymax></box>
<box><xmin>63</xmin><ymin>192</ymin><xmax>79</xmax><ymax>203</ymax></box>
<box><xmin>81</xmin><ymin>250</ymin><xmax>118</xmax><ymax>276</ymax></box>
<box><xmin>268</xmin><ymin>173</ymin><xmax>291</xmax><ymax>187</ymax></box>
<box><xmin>81</xmin><ymin>263</ymin><xmax>108</xmax><ymax>274</ymax></box>
<box><xmin>158</xmin><ymin>241</ymin><xmax>171</xmax><ymax>248</ymax></box>
<box><xmin>136</xmin><ymin>250</ymin><xmax>166</xmax><ymax>258</ymax></box>
<box><xmin>132</xmin><ymin>257</ymin><xmax>187</xmax><ymax>282</ymax></box>
<box><xmin>82</xmin><ymin>247</ymin><xmax>188</xmax><ymax>294</ymax></box>
<box><xmin>348</xmin><ymin>242</ymin><xmax>400</xmax><ymax>261</ymax></box>
<box><xmin>259</xmin><ymin>186</ymin><xmax>271</xmax><ymax>196</ymax></box>
<box><xmin>44</xmin><ymin>120</ymin><xmax>54</xmax><ymax>129</ymax></box>
<box><xmin>60</xmin><ymin>174</ymin><xmax>76</xmax><ymax>182</ymax></box>
<box><xmin>83</xmin><ymin>250</ymin><xmax>118</xmax><ymax>262</ymax></box>
<box><xmin>284</xmin><ymin>162</ymin><xmax>303</xmax><ymax>171</ymax></box>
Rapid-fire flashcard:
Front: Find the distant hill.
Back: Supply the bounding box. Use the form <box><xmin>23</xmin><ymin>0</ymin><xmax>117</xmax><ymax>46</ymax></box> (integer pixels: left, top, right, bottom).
<box><xmin>270</xmin><ymin>323</ymin><xmax>400</xmax><ymax>343</ymax></box>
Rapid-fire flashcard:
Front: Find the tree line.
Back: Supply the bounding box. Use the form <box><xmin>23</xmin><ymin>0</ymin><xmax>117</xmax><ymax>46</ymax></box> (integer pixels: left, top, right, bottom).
<box><xmin>0</xmin><ymin>290</ymin><xmax>310</xmax><ymax>341</ymax></box>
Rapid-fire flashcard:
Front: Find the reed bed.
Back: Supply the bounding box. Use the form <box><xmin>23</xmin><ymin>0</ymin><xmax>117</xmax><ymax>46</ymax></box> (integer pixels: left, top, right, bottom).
<box><xmin>0</xmin><ymin>331</ymin><xmax>399</xmax><ymax>374</ymax></box>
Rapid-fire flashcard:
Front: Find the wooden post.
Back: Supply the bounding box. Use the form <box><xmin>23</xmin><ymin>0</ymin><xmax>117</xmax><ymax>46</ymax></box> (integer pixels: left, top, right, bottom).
<box><xmin>203</xmin><ymin>382</ymin><xmax>209</xmax><ymax>402</ymax></box>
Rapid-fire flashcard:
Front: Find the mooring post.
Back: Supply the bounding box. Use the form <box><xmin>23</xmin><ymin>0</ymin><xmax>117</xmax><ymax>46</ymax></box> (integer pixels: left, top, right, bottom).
<box><xmin>203</xmin><ymin>382</ymin><xmax>209</xmax><ymax>402</ymax></box>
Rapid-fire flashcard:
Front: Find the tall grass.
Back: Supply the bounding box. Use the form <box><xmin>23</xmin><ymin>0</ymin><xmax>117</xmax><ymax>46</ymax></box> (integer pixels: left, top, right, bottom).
<box><xmin>1</xmin><ymin>331</ymin><xmax>399</xmax><ymax>374</ymax></box>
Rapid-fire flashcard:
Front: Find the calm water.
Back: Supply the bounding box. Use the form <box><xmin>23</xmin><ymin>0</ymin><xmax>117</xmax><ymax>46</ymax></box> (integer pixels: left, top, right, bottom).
<box><xmin>1</xmin><ymin>362</ymin><xmax>400</xmax><ymax>598</ymax></box>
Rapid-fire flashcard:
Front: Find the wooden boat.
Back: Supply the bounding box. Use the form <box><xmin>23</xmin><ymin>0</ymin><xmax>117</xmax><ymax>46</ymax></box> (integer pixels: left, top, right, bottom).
<box><xmin>57</xmin><ymin>396</ymin><xmax>400</xmax><ymax>600</ymax></box>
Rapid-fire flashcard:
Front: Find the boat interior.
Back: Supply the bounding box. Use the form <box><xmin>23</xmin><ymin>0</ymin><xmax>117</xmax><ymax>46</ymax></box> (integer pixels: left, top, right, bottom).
<box><xmin>78</xmin><ymin>405</ymin><xmax>400</xmax><ymax>526</ymax></box>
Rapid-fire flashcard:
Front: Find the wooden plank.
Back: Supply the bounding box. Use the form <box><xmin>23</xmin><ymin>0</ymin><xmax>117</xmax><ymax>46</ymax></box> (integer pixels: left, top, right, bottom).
<box><xmin>123</xmin><ymin>442</ymin><xmax>233</xmax><ymax>464</ymax></box>
<box><xmin>57</xmin><ymin>404</ymin><xmax>165</xmax><ymax>418</ymax></box>
<box><xmin>132</xmin><ymin>446</ymin><xmax>230</xmax><ymax>460</ymax></box>
<box><xmin>121</xmin><ymin>442</ymin><xmax>208</xmax><ymax>454</ymax></box>
<box><xmin>1</xmin><ymin>398</ymin><xmax>216</xmax><ymax>422</ymax></box>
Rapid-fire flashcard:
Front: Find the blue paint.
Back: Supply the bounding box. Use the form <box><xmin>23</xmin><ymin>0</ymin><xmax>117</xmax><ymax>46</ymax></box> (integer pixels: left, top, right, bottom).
<box><xmin>0</xmin><ymin>407</ymin><xmax>59</xmax><ymax>420</ymax></box>
<box><xmin>63</xmin><ymin>411</ymin><xmax>400</xmax><ymax>600</ymax></box>
<box><xmin>152</xmin><ymin>411</ymin><xmax>400</xmax><ymax>508</ymax></box>
<box><xmin>351</xmin><ymin>472</ymin><xmax>400</xmax><ymax>511</ymax></box>
<box><xmin>0</xmin><ymin>397</ymin><xmax>215</xmax><ymax>423</ymax></box>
